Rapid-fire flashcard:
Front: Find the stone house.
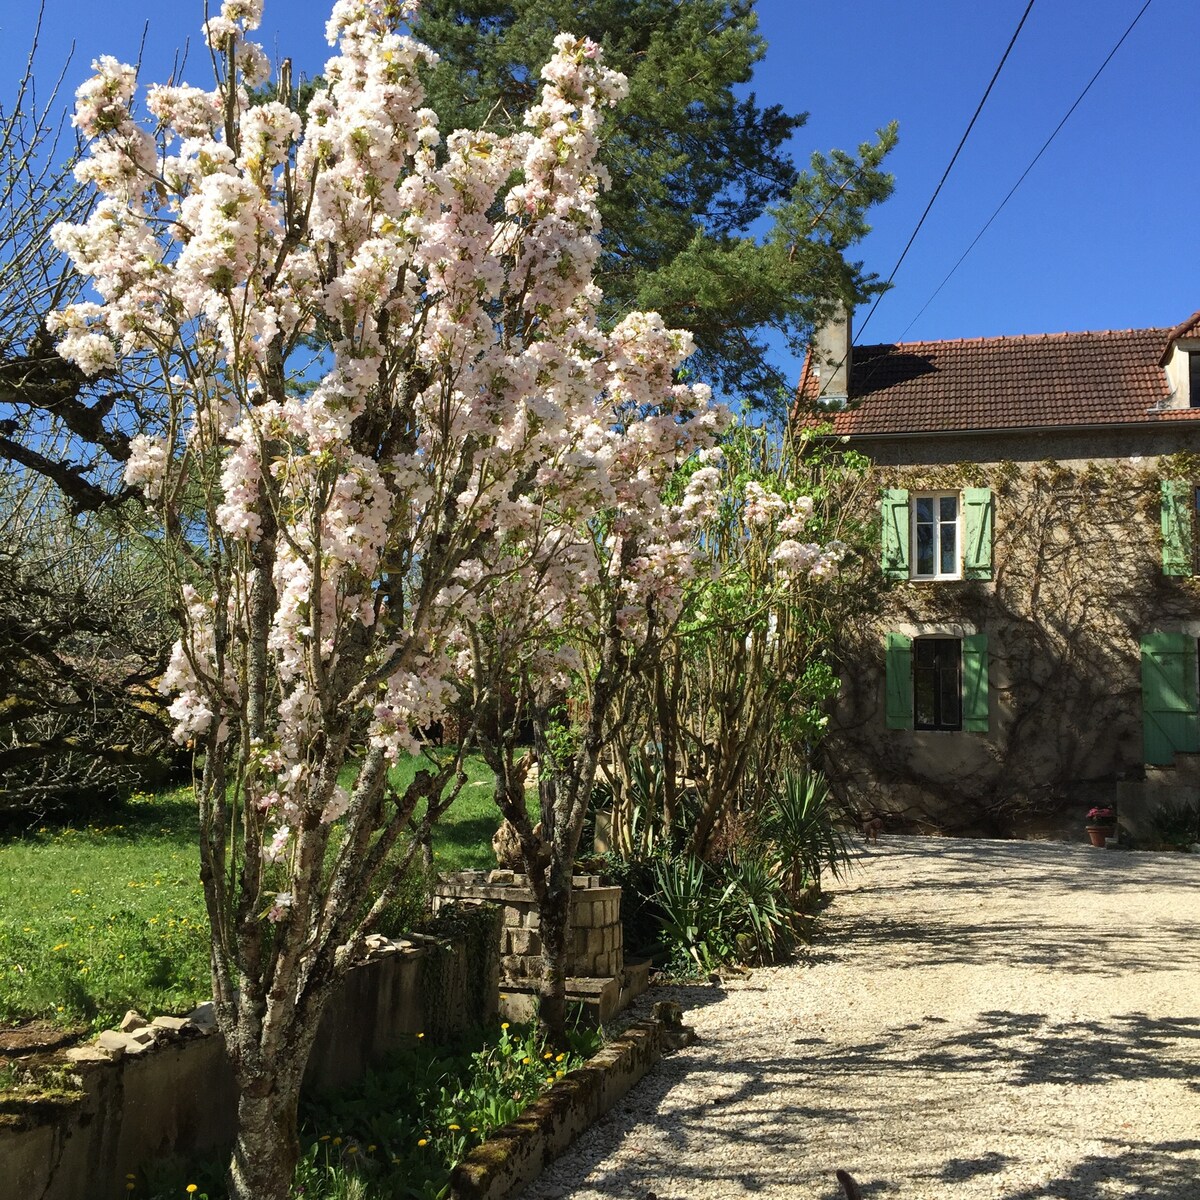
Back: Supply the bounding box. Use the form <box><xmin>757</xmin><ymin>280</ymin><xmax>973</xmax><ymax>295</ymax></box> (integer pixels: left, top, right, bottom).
<box><xmin>794</xmin><ymin>309</ymin><xmax>1200</xmax><ymax>836</ymax></box>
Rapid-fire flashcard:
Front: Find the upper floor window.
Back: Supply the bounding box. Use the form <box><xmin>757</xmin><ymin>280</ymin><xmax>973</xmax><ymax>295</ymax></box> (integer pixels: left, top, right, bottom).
<box><xmin>912</xmin><ymin>493</ymin><xmax>960</xmax><ymax>580</ymax></box>
<box><xmin>881</xmin><ymin>487</ymin><xmax>994</xmax><ymax>582</ymax></box>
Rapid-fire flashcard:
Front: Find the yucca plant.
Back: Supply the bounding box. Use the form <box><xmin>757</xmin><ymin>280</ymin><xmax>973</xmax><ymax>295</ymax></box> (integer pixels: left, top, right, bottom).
<box><xmin>651</xmin><ymin>854</ymin><xmax>729</xmax><ymax>973</ymax></box>
<box><xmin>718</xmin><ymin>853</ymin><xmax>797</xmax><ymax>964</ymax></box>
<box><xmin>761</xmin><ymin>770</ymin><xmax>853</xmax><ymax>898</ymax></box>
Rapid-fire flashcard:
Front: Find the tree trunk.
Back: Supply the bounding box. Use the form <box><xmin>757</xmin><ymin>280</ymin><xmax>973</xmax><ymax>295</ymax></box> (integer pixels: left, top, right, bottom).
<box><xmin>227</xmin><ymin>1067</ymin><xmax>305</xmax><ymax>1200</ymax></box>
<box><xmin>537</xmin><ymin>872</ymin><xmax>571</xmax><ymax>1043</ymax></box>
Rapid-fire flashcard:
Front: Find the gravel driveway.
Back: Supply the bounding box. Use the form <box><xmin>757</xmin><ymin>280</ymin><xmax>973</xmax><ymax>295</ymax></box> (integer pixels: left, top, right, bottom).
<box><xmin>520</xmin><ymin>836</ymin><xmax>1200</xmax><ymax>1200</ymax></box>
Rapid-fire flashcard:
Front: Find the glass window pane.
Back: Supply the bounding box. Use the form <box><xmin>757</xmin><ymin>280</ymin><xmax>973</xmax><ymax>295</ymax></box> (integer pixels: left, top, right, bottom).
<box><xmin>915</xmin><ymin>667</ymin><xmax>935</xmax><ymax>727</ymax></box>
<box><xmin>940</xmin><ymin>666</ymin><xmax>961</xmax><ymax>727</ymax></box>
<box><xmin>940</xmin><ymin>521</ymin><xmax>957</xmax><ymax>575</ymax></box>
<box><xmin>916</xmin><ymin>523</ymin><xmax>934</xmax><ymax>575</ymax></box>
<box><xmin>939</xmin><ymin>496</ymin><xmax>958</xmax><ymax>522</ymax></box>
<box><xmin>915</xmin><ymin>496</ymin><xmax>934</xmax><ymax>522</ymax></box>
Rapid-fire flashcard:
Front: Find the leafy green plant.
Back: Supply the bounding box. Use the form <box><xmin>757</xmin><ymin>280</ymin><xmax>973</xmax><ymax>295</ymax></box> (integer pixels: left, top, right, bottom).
<box><xmin>1152</xmin><ymin>799</ymin><xmax>1200</xmax><ymax>849</ymax></box>
<box><xmin>760</xmin><ymin>770</ymin><xmax>852</xmax><ymax>896</ymax></box>
<box><xmin>718</xmin><ymin>853</ymin><xmax>797</xmax><ymax>965</ymax></box>
<box><xmin>651</xmin><ymin>854</ymin><xmax>730</xmax><ymax>974</ymax></box>
<box><xmin>140</xmin><ymin>1021</ymin><xmax>600</xmax><ymax>1200</ymax></box>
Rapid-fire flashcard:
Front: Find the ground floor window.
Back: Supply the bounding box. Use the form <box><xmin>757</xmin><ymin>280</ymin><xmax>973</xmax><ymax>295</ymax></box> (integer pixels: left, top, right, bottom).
<box><xmin>914</xmin><ymin>638</ymin><xmax>962</xmax><ymax>730</ymax></box>
<box><xmin>885</xmin><ymin>630</ymin><xmax>988</xmax><ymax>732</ymax></box>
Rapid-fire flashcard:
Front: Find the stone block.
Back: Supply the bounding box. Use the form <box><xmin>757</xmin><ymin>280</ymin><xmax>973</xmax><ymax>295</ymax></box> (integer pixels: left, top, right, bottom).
<box><xmin>187</xmin><ymin>1002</ymin><xmax>217</xmax><ymax>1032</ymax></box>
<box><xmin>119</xmin><ymin>1010</ymin><xmax>148</xmax><ymax>1033</ymax></box>
<box><xmin>96</xmin><ymin>1031</ymin><xmax>129</xmax><ymax>1059</ymax></box>
<box><xmin>65</xmin><ymin>1045</ymin><xmax>111</xmax><ymax>1065</ymax></box>
<box><xmin>508</xmin><ymin>928</ymin><xmax>541</xmax><ymax>956</ymax></box>
<box><xmin>150</xmin><ymin>1016</ymin><xmax>191</xmax><ymax>1036</ymax></box>
<box><xmin>501</xmin><ymin>955</ymin><xmax>531</xmax><ymax>979</ymax></box>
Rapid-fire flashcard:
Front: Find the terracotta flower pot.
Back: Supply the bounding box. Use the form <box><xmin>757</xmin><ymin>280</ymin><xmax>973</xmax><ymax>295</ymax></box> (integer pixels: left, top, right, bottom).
<box><xmin>1086</xmin><ymin>825</ymin><xmax>1115</xmax><ymax>848</ymax></box>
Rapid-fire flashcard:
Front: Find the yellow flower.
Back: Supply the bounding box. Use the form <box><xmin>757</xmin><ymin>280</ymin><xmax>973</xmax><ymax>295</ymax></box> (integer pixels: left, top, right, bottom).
<box><xmin>125</xmin><ymin>1185</ymin><xmax>134</xmax><ymax>1193</ymax></box>
<box><xmin>416</xmin><ymin>1032</ymin><xmax>424</xmax><ymax>1039</ymax></box>
<box><xmin>500</xmin><ymin>1022</ymin><xmax>509</xmax><ymax>1030</ymax></box>
<box><xmin>543</xmin><ymin>1052</ymin><xmax>553</xmax><ymax>1060</ymax></box>
<box><xmin>367</xmin><ymin>1145</ymin><xmax>376</xmax><ymax>1152</ymax></box>
<box><xmin>555</xmin><ymin>1053</ymin><xmax>565</xmax><ymax>1062</ymax></box>
<box><xmin>332</xmin><ymin>1137</ymin><xmax>342</xmax><ymax>1146</ymax></box>
<box><xmin>448</xmin><ymin>1124</ymin><xmax>460</xmax><ymax>1131</ymax></box>
<box><xmin>319</xmin><ymin>1135</ymin><xmax>330</xmax><ymax>1142</ymax></box>
<box><xmin>347</xmin><ymin>1145</ymin><xmax>358</xmax><ymax>1155</ymax></box>
<box><xmin>126</xmin><ymin>1175</ymin><xmax>136</xmax><ymax>1181</ymax></box>
<box><xmin>417</xmin><ymin>1138</ymin><xmax>428</xmax><ymax>1147</ymax></box>
<box><xmin>522</xmin><ymin>1056</ymin><xmax>532</xmax><ymax>1064</ymax></box>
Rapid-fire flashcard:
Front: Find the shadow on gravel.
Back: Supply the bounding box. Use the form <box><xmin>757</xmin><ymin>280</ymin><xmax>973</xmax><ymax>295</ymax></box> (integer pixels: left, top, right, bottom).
<box><xmin>813</xmin><ymin>1009</ymin><xmax>1200</xmax><ymax>1089</ymax></box>
<box><xmin>1002</xmin><ymin>1139</ymin><xmax>1200</xmax><ymax>1199</ymax></box>
<box><xmin>825</xmin><ymin>912</ymin><xmax>1198</xmax><ymax>976</ymax></box>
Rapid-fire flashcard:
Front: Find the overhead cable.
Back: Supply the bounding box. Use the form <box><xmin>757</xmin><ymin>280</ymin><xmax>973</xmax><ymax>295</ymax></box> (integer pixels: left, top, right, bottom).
<box><xmin>855</xmin><ymin>0</ymin><xmax>1037</xmax><ymax>343</ymax></box>
<box><xmin>898</xmin><ymin>0</ymin><xmax>1155</xmax><ymax>341</ymax></box>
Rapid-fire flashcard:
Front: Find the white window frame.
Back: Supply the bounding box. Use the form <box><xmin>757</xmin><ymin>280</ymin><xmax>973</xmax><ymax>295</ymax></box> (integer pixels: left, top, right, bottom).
<box><xmin>910</xmin><ymin>491</ymin><xmax>961</xmax><ymax>581</ymax></box>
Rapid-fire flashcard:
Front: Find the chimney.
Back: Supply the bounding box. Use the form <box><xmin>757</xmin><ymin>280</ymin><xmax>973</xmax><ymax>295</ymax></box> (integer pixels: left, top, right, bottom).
<box><xmin>810</xmin><ymin>304</ymin><xmax>852</xmax><ymax>407</ymax></box>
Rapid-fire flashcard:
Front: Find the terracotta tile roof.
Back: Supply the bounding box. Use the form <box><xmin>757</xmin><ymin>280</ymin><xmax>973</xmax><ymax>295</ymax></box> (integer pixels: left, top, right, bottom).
<box><xmin>794</xmin><ymin>325</ymin><xmax>1200</xmax><ymax>435</ymax></box>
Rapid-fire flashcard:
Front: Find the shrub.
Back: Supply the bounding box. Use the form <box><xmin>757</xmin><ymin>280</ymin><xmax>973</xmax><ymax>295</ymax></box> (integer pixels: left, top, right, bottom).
<box><xmin>1152</xmin><ymin>799</ymin><xmax>1200</xmax><ymax>849</ymax></box>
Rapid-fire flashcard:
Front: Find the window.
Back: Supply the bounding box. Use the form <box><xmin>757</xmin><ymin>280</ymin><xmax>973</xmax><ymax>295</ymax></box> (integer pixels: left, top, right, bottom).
<box><xmin>885</xmin><ymin>631</ymin><xmax>989</xmax><ymax>732</ymax></box>
<box><xmin>1190</xmin><ymin>353</ymin><xmax>1200</xmax><ymax>409</ymax></box>
<box><xmin>881</xmin><ymin>487</ymin><xmax>994</xmax><ymax>582</ymax></box>
<box><xmin>912</xmin><ymin>493</ymin><xmax>959</xmax><ymax>580</ymax></box>
<box><xmin>913</xmin><ymin>638</ymin><xmax>962</xmax><ymax>729</ymax></box>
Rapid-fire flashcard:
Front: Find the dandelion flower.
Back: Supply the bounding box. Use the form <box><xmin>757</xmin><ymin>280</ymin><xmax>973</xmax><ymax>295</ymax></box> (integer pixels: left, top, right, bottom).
<box><xmin>418</xmin><ymin>1138</ymin><xmax>428</xmax><ymax>1147</ymax></box>
<box><xmin>448</xmin><ymin>1124</ymin><xmax>460</xmax><ymax>1131</ymax></box>
<box><xmin>417</xmin><ymin>1032</ymin><xmax>425</xmax><ymax>1039</ymax></box>
<box><xmin>332</xmin><ymin>1137</ymin><xmax>342</xmax><ymax>1146</ymax></box>
<box><xmin>500</xmin><ymin>1022</ymin><xmax>509</xmax><ymax>1030</ymax></box>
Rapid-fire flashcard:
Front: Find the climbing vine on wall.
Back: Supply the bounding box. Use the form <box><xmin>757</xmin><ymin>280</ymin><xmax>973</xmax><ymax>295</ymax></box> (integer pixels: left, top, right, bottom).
<box><xmin>825</xmin><ymin>457</ymin><xmax>1200</xmax><ymax>833</ymax></box>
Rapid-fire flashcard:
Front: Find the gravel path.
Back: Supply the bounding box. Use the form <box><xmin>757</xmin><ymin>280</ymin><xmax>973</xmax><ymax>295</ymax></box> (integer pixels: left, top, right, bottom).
<box><xmin>520</xmin><ymin>836</ymin><xmax>1200</xmax><ymax>1200</ymax></box>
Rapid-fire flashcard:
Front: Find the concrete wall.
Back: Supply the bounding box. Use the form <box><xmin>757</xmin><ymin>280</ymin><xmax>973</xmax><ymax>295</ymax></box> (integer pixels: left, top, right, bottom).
<box><xmin>0</xmin><ymin>916</ymin><xmax>500</xmax><ymax>1200</ymax></box>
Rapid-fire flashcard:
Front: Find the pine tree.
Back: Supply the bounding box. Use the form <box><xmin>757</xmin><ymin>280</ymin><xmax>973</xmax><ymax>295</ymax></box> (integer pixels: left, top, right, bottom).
<box><xmin>413</xmin><ymin>0</ymin><xmax>896</xmax><ymax>409</ymax></box>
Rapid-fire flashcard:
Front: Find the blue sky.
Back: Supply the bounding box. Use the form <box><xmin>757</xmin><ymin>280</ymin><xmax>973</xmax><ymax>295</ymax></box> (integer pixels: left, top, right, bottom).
<box><xmin>3</xmin><ymin>0</ymin><xmax>1194</xmax><ymax>376</ymax></box>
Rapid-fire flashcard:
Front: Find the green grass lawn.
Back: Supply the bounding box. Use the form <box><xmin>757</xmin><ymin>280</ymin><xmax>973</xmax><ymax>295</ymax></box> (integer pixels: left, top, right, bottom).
<box><xmin>0</xmin><ymin>754</ymin><xmax>526</xmax><ymax>1030</ymax></box>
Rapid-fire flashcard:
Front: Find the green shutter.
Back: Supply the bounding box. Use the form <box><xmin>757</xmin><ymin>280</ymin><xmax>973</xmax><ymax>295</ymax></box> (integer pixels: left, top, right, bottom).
<box><xmin>962</xmin><ymin>488</ymin><xmax>994</xmax><ymax>580</ymax></box>
<box><xmin>881</xmin><ymin>489</ymin><xmax>909</xmax><ymax>581</ymax></box>
<box><xmin>1141</xmin><ymin>632</ymin><xmax>1200</xmax><ymax>765</ymax></box>
<box><xmin>1160</xmin><ymin>480</ymin><xmax>1193</xmax><ymax>576</ymax></box>
<box><xmin>885</xmin><ymin>632</ymin><xmax>913</xmax><ymax>729</ymax></box>
<box><xmin>961</xmin><ymin>632</ymin><xmax>989</xmax><ymax>732</ymax></box>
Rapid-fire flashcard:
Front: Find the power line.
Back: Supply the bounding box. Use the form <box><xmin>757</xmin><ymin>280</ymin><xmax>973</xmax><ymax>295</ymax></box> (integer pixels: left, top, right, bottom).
<box><xmin>898</xmin><ymin>0</ymin><xmax>1155</xmax><ymax>341</ymax></box>
<box><xmin>855</xmin><ymin>0</ymin><xmax>1037</xmax><ymax>344</ymax></box>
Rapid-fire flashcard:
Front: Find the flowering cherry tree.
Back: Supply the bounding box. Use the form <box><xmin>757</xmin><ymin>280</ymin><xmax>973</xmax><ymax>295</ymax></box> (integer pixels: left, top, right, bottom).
<box><xmin>50</xmin><ymin>1</ymin><xmax>718</xmax><ymax>1194</ymax></box>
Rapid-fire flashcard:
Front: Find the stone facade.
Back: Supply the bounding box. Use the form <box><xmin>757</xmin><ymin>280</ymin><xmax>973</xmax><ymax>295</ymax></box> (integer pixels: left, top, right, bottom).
<box><xmin>825</xmin><ymin>436</ymin><xmax>1200</xmax><ymax>836</ymax></box>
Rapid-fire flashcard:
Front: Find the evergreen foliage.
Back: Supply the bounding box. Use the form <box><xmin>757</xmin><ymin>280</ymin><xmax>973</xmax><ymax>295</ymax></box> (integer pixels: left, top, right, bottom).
<box><xmin>412</xmin><ymin>0</ymin><xmax>897</xmax><ymax>410</ymax></box>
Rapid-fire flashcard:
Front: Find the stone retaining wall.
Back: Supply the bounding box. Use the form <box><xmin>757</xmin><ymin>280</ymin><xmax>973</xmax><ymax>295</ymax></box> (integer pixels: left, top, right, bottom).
<box><xmin>448</xmin><ymin>1018</ymin><xmax>666</xmax><ymax>1200</ymax></box>
<box><xmin>0</xmin><ymin>911</ymin><xmax>500</xmax><ymax>1200</ymax></box>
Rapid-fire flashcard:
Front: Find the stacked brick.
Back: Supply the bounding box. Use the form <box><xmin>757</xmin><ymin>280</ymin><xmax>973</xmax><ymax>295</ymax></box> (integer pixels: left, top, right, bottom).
<box><xmin>433</xmin><ymin>870</ymin><xmax>623</xmax><ymax>983</ymax></box>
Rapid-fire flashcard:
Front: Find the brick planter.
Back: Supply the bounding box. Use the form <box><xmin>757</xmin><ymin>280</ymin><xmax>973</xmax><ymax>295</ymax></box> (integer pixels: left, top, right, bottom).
<box><xmin>433</xmin><ymin>871</ymin><xmax>649</xmax><ymax>1022</ymax></box>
